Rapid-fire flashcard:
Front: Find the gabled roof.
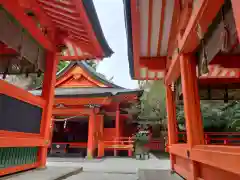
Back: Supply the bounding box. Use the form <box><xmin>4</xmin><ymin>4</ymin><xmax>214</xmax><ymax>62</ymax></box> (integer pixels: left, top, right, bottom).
<box><xmin>31</xmin><ymin>61</ymin><xmax>143</xmax><ymax>98</ymax></box>
<box><xmin>56</xmin><ymin>61</ymin><xmax>123</xmax><ymax>88</ymax></box>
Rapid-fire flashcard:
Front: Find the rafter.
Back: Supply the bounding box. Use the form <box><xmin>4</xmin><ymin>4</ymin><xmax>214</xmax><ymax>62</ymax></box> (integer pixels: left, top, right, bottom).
<box><xmin>0</xmin><ymin>0</ymin><xmax>54</xmax><ymax>51</ymax></box>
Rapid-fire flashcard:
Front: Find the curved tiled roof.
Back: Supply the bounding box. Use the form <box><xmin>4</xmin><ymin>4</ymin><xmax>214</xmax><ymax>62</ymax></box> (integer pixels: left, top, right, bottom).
<box><xmin>82</xmin><ymin>0</ymin><xmax>113</xmax><ymax>58</ymax></box>
<box><xmin>57</xmin><ymin>61</ymin><xmax>123</xmax><ymax>88</ymax></box>
<box><xmin>30</xmin><ymin>87</ymin><xmax>143</xmax><ymax>98</ymax></box>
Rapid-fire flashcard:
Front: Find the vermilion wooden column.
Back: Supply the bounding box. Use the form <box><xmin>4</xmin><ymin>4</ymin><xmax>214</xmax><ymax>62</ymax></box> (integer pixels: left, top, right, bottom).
<box><xmin>87</xmin><ymin>110</ymin><xmax>95</xmax><ymax>159</ymax></box>
<box><xmin>49</xmin><ymin>116</ymin><xmax>54</xmax><ymax>145</ymax></box>
<box><xmin>39</xmin><ymin>52</ymin><xmax>58</xmax><ymax>167</ymax></box>
<box><xmin>114</xmin><ymin>104</ymin><xmax>120</xmax><ymax>156</ymax></box>
<box><xmin>231</xmin><ymin>0</ymin><xmax>240</xmax><ymax>42</ymax></box>
<box><xmin>165</xmin><ymin>85</ymin><xmax>178</xmax><ymax>171</ymax></box>
<box><xmin>180</xmin><ymin>54</ymin><xmax>204</xmax><ymax>146</ymax></box>
<box><xmin>97</xmin><ymin>115</ymin><xmax>104</xmax><ymax>158</ymax></box>
<box><xmin>180</xmin><ymin>54</ymin><xmax>204</xmax><ymax>180</ymax></box>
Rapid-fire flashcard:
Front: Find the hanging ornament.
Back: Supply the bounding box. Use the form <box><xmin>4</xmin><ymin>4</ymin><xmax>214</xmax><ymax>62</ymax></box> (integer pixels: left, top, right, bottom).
<box><xmin>200</xmin><ymin>39</ymin><xmax>209</xmax><ymax>75</ymax></box>
<box><xmin>64</xmin><ymin>120</ymin><xmax>67</xmax><ymax>129</ymax></box>
<box><xmin>220</xmin><ymin>6</ymin><xmax>230</xmax><ymax>53</ymax></box>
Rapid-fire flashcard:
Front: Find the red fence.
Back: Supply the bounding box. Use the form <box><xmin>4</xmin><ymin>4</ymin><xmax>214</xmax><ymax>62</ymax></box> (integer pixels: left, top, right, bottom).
<box><xmin>103</xmin><ymin>137</ymin><xmax>133</xmax><ymax>150</ymax></box>
<box><xmin>103</xmin><ymin>137</ymin><xmax>164</xmax><ymax>151</ymax></box>
<box><xmin>178</xmin><ymin>132</ymin><xmax>240</xmax><ymax>145</ymax></box>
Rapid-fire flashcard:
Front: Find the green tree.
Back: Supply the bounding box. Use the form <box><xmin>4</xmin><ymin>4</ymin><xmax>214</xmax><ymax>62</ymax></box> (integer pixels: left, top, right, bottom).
<box><xmin>29</xmin><ymin>61</ymin><xmax>70</xmax><ymax>89</ymax></box>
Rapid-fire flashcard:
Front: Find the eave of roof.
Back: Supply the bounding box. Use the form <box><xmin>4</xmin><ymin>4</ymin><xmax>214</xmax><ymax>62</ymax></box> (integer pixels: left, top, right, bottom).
<box><xmin>123</xmin><ymin>0</ymin><xmax>135</xmax><ymax>79</ymax></box>
<box><xmin>82</xmin><ymin>0</ymin><xmax>114</xmax><ymax>58</ymax></box>
<box><xmin>30</xmin><ymin>87</ymin><xmax>143</xmax><ymax>98</ymax></box>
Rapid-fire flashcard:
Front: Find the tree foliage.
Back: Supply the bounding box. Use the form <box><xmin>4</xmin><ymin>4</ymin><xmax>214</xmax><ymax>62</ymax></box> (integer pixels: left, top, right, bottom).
<box><xmin>137</xmin><ymin>80</ymin><xmax>240</xmax><ymax>132</ymax></box>
<box><xmin>137</xmin><ymin>80</ymin><xmax>166</xmax><ymax>123</ymax></box>
<box><xmin>177</xmin><ymin>101</ymin><xmax>240</xmax><ymax>132</ymax></box>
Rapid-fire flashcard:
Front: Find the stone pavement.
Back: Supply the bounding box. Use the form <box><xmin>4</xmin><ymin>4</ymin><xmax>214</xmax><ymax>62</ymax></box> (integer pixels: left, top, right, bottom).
<box><xmin>1</xmin><ymin>154</ymin><xmax>180</xmax><ymax>180</ymax></box>
<box><xmin>47</xmin><ymin>154</ymin><xmax>171</xmax><ymax>174</ymax></box>
<box><xmin>66</xmin><ymin>172</ymin><xmax>137</xmax><ymax>180</ymax></box>
<box><xmin>138</xmin><ymin>169</ymin><xmax>183</xmax><ymax>180</ymax></box>
<box><xmin>46</xmin><ymin>154</ymin><xmax>180</xmax><ymax>180</ymax></box>
<box><xmin>1</xmin><ymin>166</ymin><xmax>82</xmax><ymax>180</ymax></box>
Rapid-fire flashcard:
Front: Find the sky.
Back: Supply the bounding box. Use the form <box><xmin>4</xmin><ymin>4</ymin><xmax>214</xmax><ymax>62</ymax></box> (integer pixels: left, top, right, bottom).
<box><xmin>93</xmin><ymin>0</ymin><xmax>139</xmax><ymax>89</ymax></box>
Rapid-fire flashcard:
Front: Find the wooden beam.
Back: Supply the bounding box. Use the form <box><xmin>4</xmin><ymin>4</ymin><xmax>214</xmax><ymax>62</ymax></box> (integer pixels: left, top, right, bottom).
<box><xmin>54</xmin><ymin>97</ymin><xmax>112</xmax><ymax>106</ymax></box>
<box><xmin>0</xmin><ymin>46</ymin><xmax>17</xmax><ymax>55</ymax></box>
<box><xmin>0</xmin><ymin>136</ymin><xmax>45</xmax><ymax>147</ymax></box>
<box><xmin>170</xmin><ymin>144</ymin><xmax>240</xmax><ymax>177</ymax></box>
<box><xmin>192</xmin><ymin>145</ymin><xmax>240</xmax><ymax>176</ymax></box>
<box><xmin>139</xmin><ymin>56</ymin><xmax>166</xmax><ymax>70</ymax></box>
<box><xmin>165</xmin><ymin>0</ymin><xmax>225</xmax><ymax>85</ymax></box>
<box><xmin>0</xmin><ymin>79</ymin><xmax>46</xmax><ymax>108</ymax></box>
<box><xmin>52</xmin><ymin>107</ymin><xmax>99</xmax><ymax>116</ymax></box>
<box><xmin>209</xmin><ymin>55</ymin><xmax>240</xmax><ymax>68</ymax></box>
<box><xmin>199</xmin><ymin>78</ymin><xmax>240</xmax><ymax>85</ymax></box>
<box><xmin>0</xmin><ymin>0</ymin><xmax>55</xmax><ymax>51</ymax></box>
<box><xmin>58</xmin><ymin>54</ymin><xmax>94</xmax><ymax>61</ymax></box>
<box><xmin>166</xmin><ymin>0</ymin><xmax>180</xmax><ymax>68</ymax></box>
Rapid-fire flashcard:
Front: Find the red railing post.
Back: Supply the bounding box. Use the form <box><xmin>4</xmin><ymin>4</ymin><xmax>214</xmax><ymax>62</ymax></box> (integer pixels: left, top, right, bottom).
<box><xmin>205</xmin><ymin>134</ymin><xmax>210</xmax><ymax>144</ymax></box>
<box><xmin>128</xmin><ymin>137</ymin><xmax>133</xmax><ymax>157</ymax></box>
<box><xmin>114</xmin><ymin>137</ymin><xmax>117</xmax><ymax>156</ymax></box>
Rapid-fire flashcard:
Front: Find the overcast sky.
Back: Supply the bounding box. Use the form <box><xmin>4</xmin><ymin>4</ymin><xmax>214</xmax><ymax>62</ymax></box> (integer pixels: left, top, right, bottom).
<box><xmin>93</xmin><ymin>0</ymin><xmax>139</xmax><ymax>89</ymax></box>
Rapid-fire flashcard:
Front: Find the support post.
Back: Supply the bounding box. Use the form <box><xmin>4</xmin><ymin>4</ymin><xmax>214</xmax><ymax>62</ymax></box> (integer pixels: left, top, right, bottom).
<box><xmin>87</xmin><ymin>110</ymin><xmax>95</xmax><ymax>159</ymax></box>
<box><xmin>180</xmin><ymin>54</ymin><xmax>204</xmax><ymax>146</ymax></box>
<box><xmin>39</xmin><ymin>52</ymin><xmax>58</xmax><ymax>168</ymax></box>
<box><xmin>165</xmin><ymin>85</ymin><xmax>178</xmax><ymax>171</ymax></box>
<box><xmin>180</xmin><ymin>54</ymin><xmax>204</xmax><ymax>180</ymax></box>
<box><xmin>97</xmin><ymin>115</ymin><xmax>104</xmax><ymax>158</ymax></box>
<box><xmin>114</xmin><ymin>104</ymin><xmax>120</xmax><ymax>156</ymax></box>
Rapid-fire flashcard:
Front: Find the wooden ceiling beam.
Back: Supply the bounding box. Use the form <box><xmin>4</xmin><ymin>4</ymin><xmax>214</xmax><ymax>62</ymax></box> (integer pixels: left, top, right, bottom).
<box><xmin>54</xmin><ymin>97</ymin><xmax>112</xmax><ymax>106</ymax></box>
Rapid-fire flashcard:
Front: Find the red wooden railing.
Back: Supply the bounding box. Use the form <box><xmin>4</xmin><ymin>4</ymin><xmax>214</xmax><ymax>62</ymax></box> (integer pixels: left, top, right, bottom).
<box><xmin>103</xmin><ymin>137</ymin><xmax>164</xmax><ymax>151</ymax></box>
<box><xmin>103</xmin><ymin>137</ymin><xmax>134</xmax><ymax>156</ymax></box>
<box><xmin>144</xmin><ymin>139</ymin><xmax>164</xmax><ymax>150</ymax></box>
<box><xmin>49</xmin><ymin>142</ymin><xmax>87</xmax><ymax>148</ymax></box>
<box><xmin>177</xmin><ymin>132</ymin><xmax>240</xmax><ymax>145</ymax></box>
<box><xmin>103</xmin><ymin>137</ymin><xmax>134</xmax><ymax>150</ymax></box>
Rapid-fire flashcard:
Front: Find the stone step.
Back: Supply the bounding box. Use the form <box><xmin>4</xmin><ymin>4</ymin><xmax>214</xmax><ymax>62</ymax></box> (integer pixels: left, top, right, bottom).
<box><xmin>138</xmin><ymin>169</ymin><xmax>183</xmax><ymax>180</ymax></box>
